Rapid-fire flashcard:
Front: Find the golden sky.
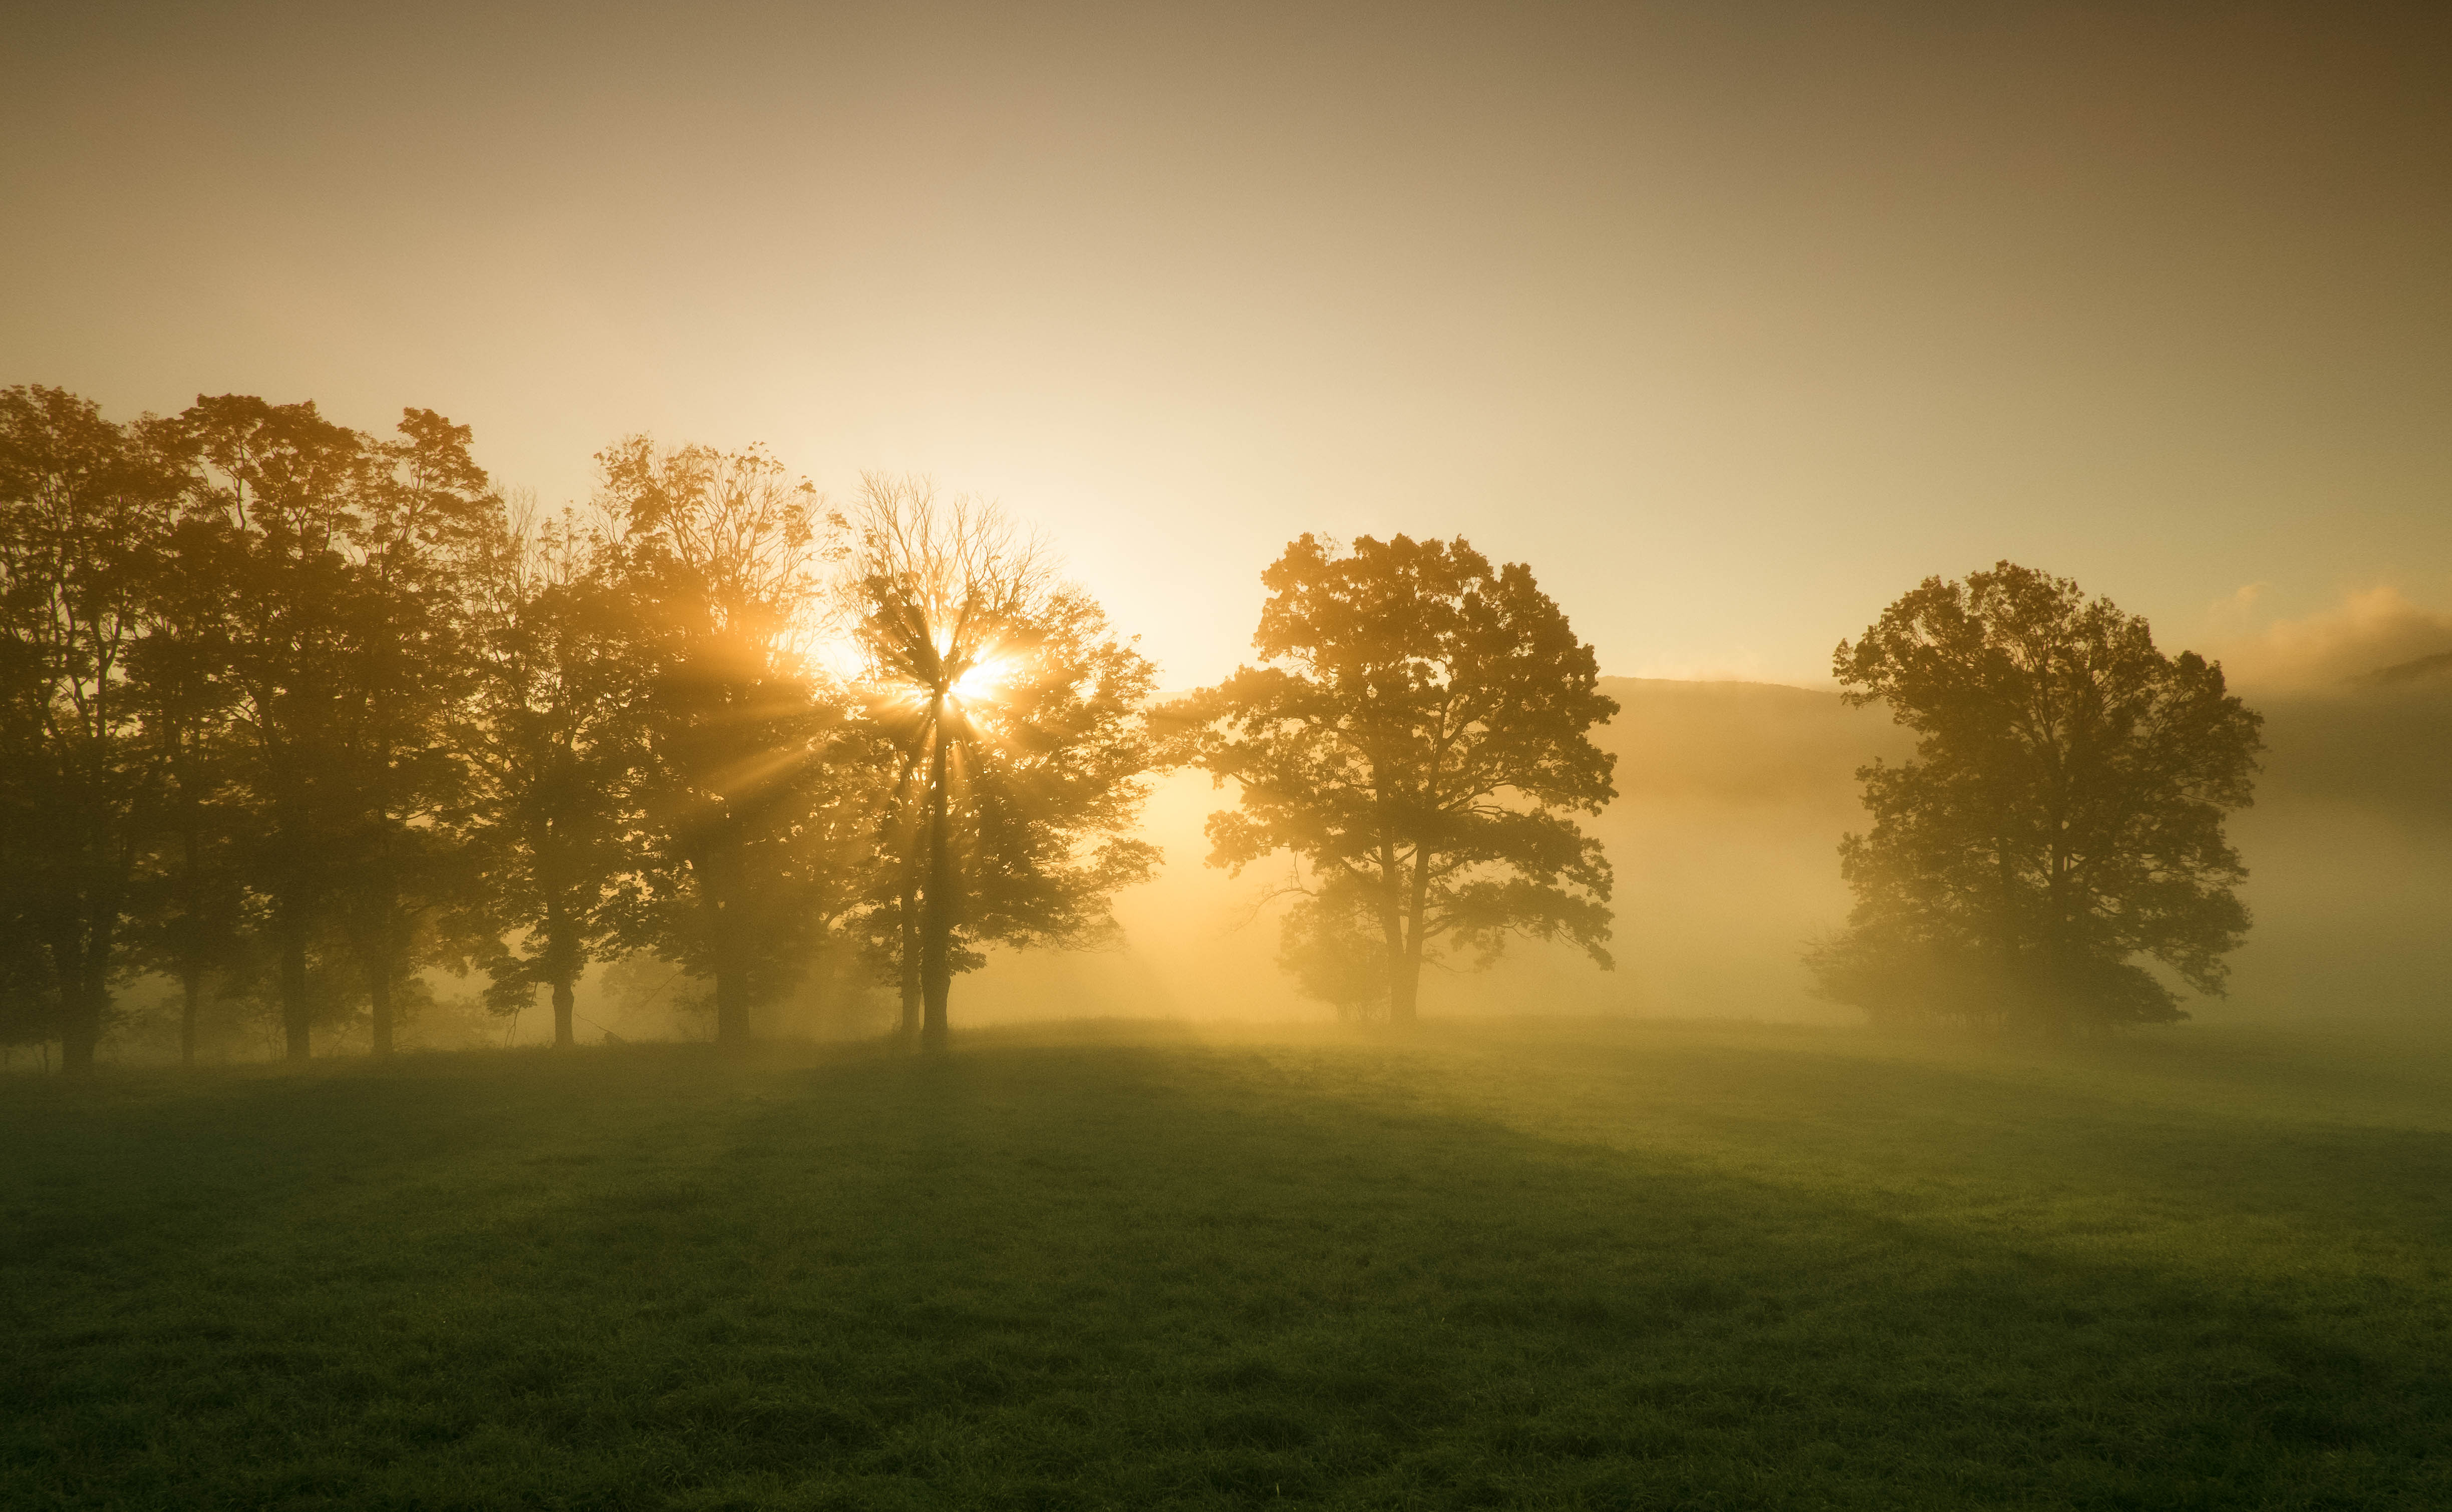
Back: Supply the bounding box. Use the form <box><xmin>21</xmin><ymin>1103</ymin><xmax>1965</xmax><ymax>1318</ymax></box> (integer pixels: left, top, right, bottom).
<box><xmin>7</xmin><ymin>1</ymin><xmax>2447</xmax><ymax>689</ymax></box>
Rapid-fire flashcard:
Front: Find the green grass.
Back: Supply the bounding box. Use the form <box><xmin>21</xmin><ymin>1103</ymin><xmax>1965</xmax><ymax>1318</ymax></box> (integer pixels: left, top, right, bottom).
<box><xmin>6</xmin><ymin>1018</ymin><xmax>2451</xmax><ymax>1510</ymax></box>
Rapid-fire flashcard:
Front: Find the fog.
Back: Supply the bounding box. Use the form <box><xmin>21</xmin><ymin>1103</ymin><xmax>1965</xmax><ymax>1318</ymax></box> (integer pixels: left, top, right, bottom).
<box><xmin>972</xmin><ymin>680</ymin><xmax>1913</xmax><ymax>1028</ymax></box>
<box><xmin>953</xmin><ymin>665</ymin><xmax>2451</xmax><ymax>1034</ymax></box>
<box><xmin>81</xmin><ymin>649</ymin><xmax>2442</xmax><ymax>1067</ymax></box>
<box><xmin>556</xmin><ymin>656</ymin><xmax>2449</xmax><ymax>1044</ymax></box>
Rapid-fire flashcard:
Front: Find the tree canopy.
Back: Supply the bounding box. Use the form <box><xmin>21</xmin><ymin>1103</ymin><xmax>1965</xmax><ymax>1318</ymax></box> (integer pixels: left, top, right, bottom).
<box><xmin>1809</xmin><ymin>561</ymin><xmax>2264</xmax><ymax>1032</ymax></box>
<box><xmin>1168</xmin><ymin>533</ymin><xmax>1617</xmax><ymax>1022</ymax></box>
<box><xmin>0</xmin><ymin>386</ymin><xmax>186</xmax><ymax>1069</ymax></box>
<box><xmin>0</xmin><ymin>386</ymin><xmax>1170</xmax><ymax>1068</ymax></box>
<box><xmin>844</xmin><ymin>478</ymin><xmax>1158</xmax><ymax>1048</ymax></box>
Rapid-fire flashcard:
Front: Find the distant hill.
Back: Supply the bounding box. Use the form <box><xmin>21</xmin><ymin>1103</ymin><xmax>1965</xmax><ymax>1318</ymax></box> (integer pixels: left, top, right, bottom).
<box><xmin>1595</xmin><ymin>677</ymin><xmax>1907</xmax><ymax>811</ymax></box>
<box><xmin>2357</xmin><ymin>649</ymin><xmax>2452</xmax><ymax>687</ymax></box>
<box><xmin>2257</xmin><ymin>660</ymin><xmax>2452</xmax><ymax>822</ymax></box>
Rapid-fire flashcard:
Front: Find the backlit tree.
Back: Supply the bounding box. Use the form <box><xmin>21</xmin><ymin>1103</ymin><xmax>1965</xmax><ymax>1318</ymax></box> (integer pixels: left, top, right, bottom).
<box><xmin>844</xmin><ymin>478</ymin><xmax>1158</xmax><ymax>1048</ymax></box>
<box><xmin>1809</xmin><ymin>561</ymin><xmax>2264</xmax><ymax>1032</ymax></box>
<box><xmin>0</xmin><ymin>386</ymin><xmax>186</xmax><ymax>1071</ymax></box>
<box><xmin>1169</xmin><ymin>533</ymin><xmax>1617</xmax><ymax>1023</ymax></box>
<box><xmin>594</xmin><ymin>436</ymin><xmax>848</xmax><ymax>1048</ymax></box>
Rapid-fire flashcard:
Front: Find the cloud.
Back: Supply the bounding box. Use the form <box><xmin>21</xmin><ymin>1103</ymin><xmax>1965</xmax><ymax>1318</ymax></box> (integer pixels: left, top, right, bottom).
<box><xmin>2210</xmin><ymin>585</ymin><xmax>2452</xmax><ymax>692</ymax></box>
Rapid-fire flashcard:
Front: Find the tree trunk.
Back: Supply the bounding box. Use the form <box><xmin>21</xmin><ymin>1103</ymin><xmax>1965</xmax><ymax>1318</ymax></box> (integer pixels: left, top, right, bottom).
<box><xmin>179</xmin><ymin>816</ymin><xmax>203</xmax><ymax>1070</ymax></box>
<box><xmin>1401</xmin><ymin>843</ymin><xmax>1434</xmax><ymax>1022</ymax></box>
<box><xmin>281</xmin><ymin>918</ymin><xmax>311</xmax><ymax>1062</ymax></box>
<box><xmin>715</xmin><ymin>962</ymin><xmax>748</xmax><ymax>1048</ymax></box>
<box><xmin>545</xmin><ymin>891</ymin><xmax>577</xmax><ymax>1049</ymax></box>
<box><xmin>707</xmin><ymin>842</ymin><xmax>751</xmax><ymax>1049</ymax></box>
<box><xmin>369</xmin><ymin>967</ymin><xmax>393</xmax><ymax>1058</ymax></box>
<box><xmin>367</xmin><ymin>832</ymin><xmax>399</xmax><ymax>1057</ymax></box>
<box><xmin>920</xmin><ymin>716</ymin><xmax>954</xmax><ymax>1051</ymax></box>
<box><xmin>1374</xmin><ymin>841</ymin><xmax>1407</xmax><ymax>1023</ymax></box>
<box><xmin>55</xmin><ymin>897</ymin><xmax>115</xmax><ymax>1074</ymax></box>
<box><xmin>181</xmin><ymin>967</ymin><xmax>201</xmax><ymax>1069</ymax></box>
<box><xmin>898</xmin><ymin>886</ymin><xmax>922</xmax><ymax>1041</ymax></box>
<box><xmin>60</xmin><ymin>977</ymin><xmax>102</xmax><ymax>1075</ymax></box>
<box><xmin>1386</xmin><ymin>950</ymin><xmax>1418</xmax><ymax>1024</ymax></box>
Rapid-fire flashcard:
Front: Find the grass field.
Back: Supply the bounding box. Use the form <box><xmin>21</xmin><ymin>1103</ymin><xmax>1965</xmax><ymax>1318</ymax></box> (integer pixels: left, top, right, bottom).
<box><xmin>5</xmin><ymin>1018</ymin><xmax>2450</xmax><ymax>1510</ymax></box>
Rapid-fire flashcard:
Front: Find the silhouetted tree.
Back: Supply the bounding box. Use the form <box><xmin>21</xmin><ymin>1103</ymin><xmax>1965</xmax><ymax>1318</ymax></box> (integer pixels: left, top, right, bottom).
<box><xmin>595</xmin><ymin>437</ymin><xmax>846</xmax><ymax>1048</ymax></box>
<box><xmin>3</xmin><ymin>384</ymin><xmax>1185</xmax><ymax>1064</ymax></box>
<box><xmin>124</xmin><ymin>510</ymin><xmax>251</xmax><ymax>1066</ymax></box>
<box><xmin>180</xmin><ymin>394</ymin><xmax>374</xmax><ymax>1061</ymax></box>
<box><xmin>1170</xmin><ymin>534</ymin><xmax>1616</xmax><ymax>1023</ymax></box>
<box><xmin>466</xmin><ymin>497</ymin><xmax>643</xmax><ymax>1048</ymax></box>
<box><xmin>845</xmin><ymin>478</ymin><xmax>1158</xmax><ymax>1048</ymax></box>
<box><xmin>0</xmin><ymin>386</ymin><xmax>186</xmax><ymax>1071</ymax></box>
<box><xmin>1808</xmin><ymin>561</ymin><xmax>2264</xmax><ymax>1033</ymax></box>
<box><xmin>332</xmin><ymin>409</ymin><xmax>497</xmax><ymax>1055</ymax></box>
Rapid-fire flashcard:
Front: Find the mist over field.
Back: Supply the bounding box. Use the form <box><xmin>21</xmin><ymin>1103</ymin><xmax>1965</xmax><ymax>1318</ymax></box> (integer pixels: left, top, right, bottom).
<box><xmin>980</xmin><ymin>661</ymin><xmax>2452</xmax><ymax>1034</ymax></box>
<box><xmin>103</xmin><ymin>656</ymin><xmax>2433</xmax><ymax>1061</ymax></box>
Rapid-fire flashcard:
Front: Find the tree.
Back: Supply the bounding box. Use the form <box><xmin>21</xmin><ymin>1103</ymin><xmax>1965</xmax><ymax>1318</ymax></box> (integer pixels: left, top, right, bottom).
<box><xmin>1168</xmin><ymin>533</ymin><xmax>1616</xmax><ymax>1023</ymax></box>
<box><xmin>179</xmin><ymin>393</ymin><xmax>376</xmax><ymax>1061</ymax></box>
<box><xmin>844</xmin><ymin>478</ymin><xmax>1159</xmax><ymax>1048</ymax></box>
<box><xmin>466</xmin><ymin>496</ymin><xmax>649</xmax><ymax>1049</ymax></box>
<box><xmin>1809</xmin><ymin>561</ymin><xmax>2264</xmax><ymax>1033</ymax></box>
<box><xmin>123</xmin><ymin>510</ymin><xmax>251</xmax><ymax>1067</ymax></box>
<box><xmin>0</xmin><ymin>386</ymin><xmax>186</xmax><ymax>1071</ymax></box>
<box><xmin>595</xmin><ymin>436</ymin><xmax>846</xmax><ymax>1048</ymax></box>
<box><xmin>332</xmin><ymin>409</ymin><xmax>498</xmax><ymax>1055</ymax></box>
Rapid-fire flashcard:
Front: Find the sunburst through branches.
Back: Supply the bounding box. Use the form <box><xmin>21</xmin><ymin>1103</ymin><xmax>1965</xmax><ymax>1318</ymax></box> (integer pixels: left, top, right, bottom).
<box><xmin>843</xmin><ymin>475</ymin><xmax>1157</xmax><ymax>1048</ymax></box>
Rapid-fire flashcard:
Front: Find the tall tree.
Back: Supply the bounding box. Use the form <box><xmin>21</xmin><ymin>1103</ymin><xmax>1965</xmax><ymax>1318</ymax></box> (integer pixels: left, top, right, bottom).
<box><xmin>334</xmin><ymin>409</ymin><xmax>497</xmax><ymax>1055</ymax></box>
<box><xmin>1809</xmin><ymin>561</ymin><xmax>2264</xmax><ymax>1032</ymax></box>
<box><xmin>595</xmin><ymin>437</ymin><xmax>843</xmax><ymax>1048</ymax></box>
<box><xmin>124</xmin><ymin>510</ymin><xmax>251</xmax><ymax>1067</ymax></box>
<box><xmin>466</xmin><ymin>497</ymin><xmax>642</xmax><ymax>1049</ymax></box>
<box><xmin>845</xmin><ymin>478</ymin><xmax>1158</xmax><ymax>1048</ymax></box>
<box><xmin>180</xmin><ymin>394</ymin><xmax>373</xmax><ymax>1061</ymax></box>
<box><xmin>1170</xmin><ymin>534</ymin><xmax>1616</xmax><ymax>1023</ymax></box>
<box><xmin>0</xmin><ymin>386</ymin><xmax>186</xmax><ymax>1071</ymax></box>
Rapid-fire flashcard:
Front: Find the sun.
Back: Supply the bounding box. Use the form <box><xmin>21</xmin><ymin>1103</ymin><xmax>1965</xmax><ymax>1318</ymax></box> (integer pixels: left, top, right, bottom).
<box><xmin>949</xmin><ymin>654</ymin><xmax>1013</xmax><ymax>706</ymax></box>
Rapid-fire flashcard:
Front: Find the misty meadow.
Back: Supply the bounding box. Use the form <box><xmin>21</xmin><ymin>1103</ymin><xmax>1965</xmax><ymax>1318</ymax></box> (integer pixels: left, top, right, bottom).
<box><xmin>7</xmin><ymin>380</ymin><xmax>2450</xmax><ymax>1511</ymax></box>
<box><xmin>8</xmin><ymin>4</ymin><xmax>2452</xmax><ymax>1510</ymax></box>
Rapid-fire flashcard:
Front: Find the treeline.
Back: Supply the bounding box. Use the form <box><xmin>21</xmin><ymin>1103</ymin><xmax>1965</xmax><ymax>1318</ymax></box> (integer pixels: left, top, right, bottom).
<box><xmin>2</xmin><ymin>383</ymin><xmax>2272</xmax><ymax>1065</ymax></box>
<box><xmin>0</xmin><ymin>387</ymin><xmax>1157</xmax><ymax>1070</ymax></box>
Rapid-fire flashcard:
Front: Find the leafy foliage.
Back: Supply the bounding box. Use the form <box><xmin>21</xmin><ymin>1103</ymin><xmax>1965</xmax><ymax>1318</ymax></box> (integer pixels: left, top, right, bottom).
<box><xmin>1811</xmin><ymin>561</ymin><xmax>2264</xmax><ymax>1031</ymax></box>
<box><xmin>590</xmin><ymin>437</ymin><xmax>860</xmax><ymax>1047</ymax></box>
<box><xmin>0</xmin><ymin>386</ymin><xmax>186</xmax><ymax>1068</ymax></box>
<box><xmin>464</xmin><ymin>499</ymin><xmax>644</xmax><ymax>1046</ymax></box>
<box><xmin>1170</xmin><ymin>534</ymin><xmax>1616</xmax><ymax>1020</ymax></box>
<box><xmin>844</xmin><ymin>478</ymin><xmax>1158</xmax><ymax>1046</ymax></box>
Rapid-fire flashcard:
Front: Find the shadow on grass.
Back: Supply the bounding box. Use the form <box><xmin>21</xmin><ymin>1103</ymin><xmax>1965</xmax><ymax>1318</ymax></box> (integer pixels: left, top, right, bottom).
<box><xmin>3</xmin><ymin>1029</ymin><xmax>2448</xmax><ymax>1509</ymax></box>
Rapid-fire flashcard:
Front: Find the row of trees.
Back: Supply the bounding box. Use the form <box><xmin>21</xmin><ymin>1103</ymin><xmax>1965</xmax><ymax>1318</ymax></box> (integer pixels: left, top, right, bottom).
<box><xmin>1174</xmin><ymin>547</ymin><xmax>2260</xmax><ymax>1039</ymax></box>
<box><xmin>3</xmin><ymin>384</ymin><xmax>1634</xmax><ymax>1070</ymax></box>
<box><xmin>0</xmin><ymin>387</ymin><xmax>1161</xmax><ymax>1070</ymax></box>
<box><xmin>2</xmin><ymin>379</ymin><xmax>2267</xmax><ymax>1057</ymax></box>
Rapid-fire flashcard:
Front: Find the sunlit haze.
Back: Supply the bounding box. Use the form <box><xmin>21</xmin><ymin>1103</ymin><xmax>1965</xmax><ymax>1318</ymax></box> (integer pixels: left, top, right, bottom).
<box><xmin>14</xmin><ymin>12</ymin><xmax>2452</xmax><ymax>1502</ymax></box>
<box><xmin>9</xmin><ymin>1</ymin><xmax>2448</xmax><ymax>690</ymax></box>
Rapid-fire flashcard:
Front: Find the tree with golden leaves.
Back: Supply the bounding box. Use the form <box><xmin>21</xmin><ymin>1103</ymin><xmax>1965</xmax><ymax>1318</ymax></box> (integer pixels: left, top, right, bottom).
<box><xmin>844</xmin><ymin>478</ymin><xmax>1158</xmax><ymax>1048</ymax></box>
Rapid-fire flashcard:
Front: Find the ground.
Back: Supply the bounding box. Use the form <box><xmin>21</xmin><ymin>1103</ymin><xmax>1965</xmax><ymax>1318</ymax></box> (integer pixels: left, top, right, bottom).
<box><xmin>5</xmin><ymin>1017</ymin><xmax>2449</xmax><ymax>1510</ymax></box>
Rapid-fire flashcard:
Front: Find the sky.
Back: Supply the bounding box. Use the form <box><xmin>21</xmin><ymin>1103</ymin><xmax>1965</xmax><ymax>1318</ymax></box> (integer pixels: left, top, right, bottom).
<box><xmin>6</xmin><ymin>0</ymin><xmax>2448</xmax><ymax>690</ymax></box>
